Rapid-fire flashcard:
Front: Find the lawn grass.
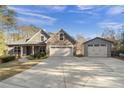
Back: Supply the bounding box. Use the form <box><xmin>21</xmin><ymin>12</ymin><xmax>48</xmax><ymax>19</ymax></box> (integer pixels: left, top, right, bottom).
<box><xmin>0</xmin><ymin>59</ymin><xmax>41</xmax><ymax>81</ymax></box>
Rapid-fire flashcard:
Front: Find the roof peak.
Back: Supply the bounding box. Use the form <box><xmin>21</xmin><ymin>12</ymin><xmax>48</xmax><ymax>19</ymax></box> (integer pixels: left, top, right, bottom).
<box><xmin>59</xmin><ymin>28</ymin><xmax>65</xmax><ymax>31</ymax></box>
<box><xmin>84</xmin><ymin>37</ymin><xmax>114</xmax><ymax>44</ymax></box>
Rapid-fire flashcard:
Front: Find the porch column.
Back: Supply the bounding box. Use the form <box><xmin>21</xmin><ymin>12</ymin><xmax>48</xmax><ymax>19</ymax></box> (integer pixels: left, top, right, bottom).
<box><xmin>32</xmin><ymin>46</ymin><xmax>34</xmax><ymax>55</ymax></box>
<box><xmin>20</xmin><ymin>46</ymin><xmax>23</xmax><ymax>57</ymax></box>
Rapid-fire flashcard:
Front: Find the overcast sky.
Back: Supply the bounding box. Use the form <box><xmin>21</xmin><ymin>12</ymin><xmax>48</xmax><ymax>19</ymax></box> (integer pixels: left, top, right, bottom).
<box><xmin>8</xmin><ymin>5</ymin><xmax>124</xmax><ymax>38</ymax></box>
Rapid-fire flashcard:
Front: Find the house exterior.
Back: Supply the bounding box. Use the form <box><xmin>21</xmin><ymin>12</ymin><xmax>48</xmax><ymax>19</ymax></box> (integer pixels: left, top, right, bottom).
<box><xmin>83</xmin><ymin>37</ymin><xmax>113</xmax><ymax>57</ymax></box>
<box><xmin>47</xmin><ymin>29</ymin><xmax>76</xmax><ymax>56</ymax></box>
<box><xmin>7</xmin><ymin>29</ymin><xmax>76</xmax><ymax>57</ymax></box>
<box><xmin>7</xmin><ymin>29</ymin><xmax>113</xmax><ymax>57</ymax></box>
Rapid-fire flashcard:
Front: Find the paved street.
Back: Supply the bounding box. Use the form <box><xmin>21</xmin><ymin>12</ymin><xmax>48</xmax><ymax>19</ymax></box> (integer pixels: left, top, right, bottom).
<box><xmin>0</xmin><ymin>57</ymin><xmax>124</xmax><ymax>88</ymax></box>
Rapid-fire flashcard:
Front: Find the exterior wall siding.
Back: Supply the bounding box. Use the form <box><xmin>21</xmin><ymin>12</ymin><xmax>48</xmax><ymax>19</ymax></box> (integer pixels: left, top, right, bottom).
<box><xmin>47</xmin><ymin>33</ymin><xmax>73</xmax><ymax>45</ymax></box>
<box><xmin>28</xmin><ymin>31</ymin><xmax>47</xmax><ymax>43</ymax></box>
<box><xmin>47</xmin><ymin>32</ymin><xmax>75</xmax><ymax>56</ymax></box>
<box><xmin>84</xmin><ymin>38</ymin><xmax>112</xmax><ymax>57</ymax></box>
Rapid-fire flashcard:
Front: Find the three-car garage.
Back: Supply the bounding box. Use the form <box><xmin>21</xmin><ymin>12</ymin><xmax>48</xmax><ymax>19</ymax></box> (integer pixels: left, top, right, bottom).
<box><xmin>48</xmin><ymin>37</ymin><xmax>113</xmax><ymax>57</ymax></box>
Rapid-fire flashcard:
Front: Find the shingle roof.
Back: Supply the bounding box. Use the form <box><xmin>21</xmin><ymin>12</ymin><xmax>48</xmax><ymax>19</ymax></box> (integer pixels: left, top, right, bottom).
<box><xmin>7</xmin><ymin>29</ymin><xmax>48</xmax><ymax>46</ymax></box>
<box><xmin>47</xmin><ymin>29</ymin><xmax>76</xmax><ymax>44</ymax></box>
<box><xmin>7</xmin><ymin>39</ymin><xmax>46</xmax><ymax>46</ymax></box>
<box><xmin>59</xmin><ymin>29</ymin><xmax>76</xmax><ymax>44</ymax></box>
<box><xmin>6</xmin><ymin>28</ymin><xmax>76</xmax><ymax>46</ymax></box>
<box><xmin>40</xmin><ymin>29</ymin><xmax>50</xmax><ymax>39</ymax></box>
<box><xmin>83</xmin><ymin>37</ymin><xmax>114</xmax><ymax>44</ymax></box>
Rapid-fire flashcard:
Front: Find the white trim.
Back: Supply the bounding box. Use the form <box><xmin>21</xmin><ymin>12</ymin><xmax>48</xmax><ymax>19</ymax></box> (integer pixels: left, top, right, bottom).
<box><xmin>32</xmin><ymin>46</ymin><xmax>34</xmax><ymax>55</ymax></box>
<box><xmin>49</xmin><ymin>45</ymin><xmax>73</xmax><ymax>56</ymax></box>
<box><xmin>26</xmin><ymin>30</ymin><xmax>41</xmax><ymax>43</ymax></box>
<box><xmin>20</xmin><ymin>46</ymin><xmax>23</xmax><ymax>56</ymax></box>
<box><xmin>50</xmin><ymin>45</ymin><xmax>73</xmax><ymax>48</ymax></box>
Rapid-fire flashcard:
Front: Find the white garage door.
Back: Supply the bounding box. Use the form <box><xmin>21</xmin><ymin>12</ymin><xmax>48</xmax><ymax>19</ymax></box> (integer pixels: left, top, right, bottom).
<box><xmin>88</xmin><ymin>44</ymin><xmax>107</xmax><ymax>57</ymax></box>
<box><xmin>50</xmin><ymin>46</ymin><xmax>73</xmax><ymax>56</ymax></box>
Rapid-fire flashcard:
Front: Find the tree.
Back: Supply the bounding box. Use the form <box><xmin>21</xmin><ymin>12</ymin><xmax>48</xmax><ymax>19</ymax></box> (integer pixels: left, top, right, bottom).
<box><xmin>16</xmin><ymin>25</ymin><xmax>39</xmax><ymax>39</ymax></box>
<box><xmin>0</xmin><ymin>5</ymin><xmax>16</xmax><ymax>39</ymax></box>
<box><xmin>119</xmin><ymin>32</ymin><xmax>124</xmax><ymax>53</ymax></box>
<box><xmin>101</xmin><ymin>27</ymin><xmax>116</xmax><ymax>42</ymax></box>
<box><xmin>0</xmin><ymin>5</ymin><xmax>16</xmax><ymax>27</ymax></box>
<box><xmin>101</xmin><ymin>27</ymin><xmax>118</xmax><ymax>51</ymax></box>
<box><xmin>76</xmin><ymin>34</ymin><xmax>85</xmax><ymax>43</ymax></box>
<box><xmin>10</xmin><ymin>32</ymin><xmax>22</xmax><ymax>41</ymax></box>
<box><xmin>75</xmin><ymin>34</ymin><xmax>85</xmax><ymax>56</ymax></box>
<box><xmin>101</xmin><ymin>25</ymin><xmax>124</xmax><ymax>55</ymax></box>
<box><xmin>0</xmin><ymin>5</ymin><xmax>17</xmax><ymax>55</ymax></box>
<box><xmin>0</xmin><ymin>31</ymin><xmax>6</xmax><ymax>56</ymax></box>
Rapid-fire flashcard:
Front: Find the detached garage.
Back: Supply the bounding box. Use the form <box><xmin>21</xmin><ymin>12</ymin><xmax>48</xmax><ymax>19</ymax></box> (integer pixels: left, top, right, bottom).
<box><xmin>84</xmin><ymin>37</ymin><xmax>113</xmax><ymax>57</ymax></box>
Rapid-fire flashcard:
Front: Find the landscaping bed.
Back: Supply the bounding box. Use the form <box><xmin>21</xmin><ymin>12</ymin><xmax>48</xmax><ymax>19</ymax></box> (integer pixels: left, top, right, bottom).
<box><xmin>0</xmin><ymin>56</ymin><xmax>16</xmax><ymax>63</ymax></box>
<box><xmin>113</xmin><ymin>56</ymin><xmax>124</xmax><ymax>61</ymax></box>
<box><xmin>0</xmin><ymin>59</ymin><xmax>41</xmax><ymax>81</ymax></box>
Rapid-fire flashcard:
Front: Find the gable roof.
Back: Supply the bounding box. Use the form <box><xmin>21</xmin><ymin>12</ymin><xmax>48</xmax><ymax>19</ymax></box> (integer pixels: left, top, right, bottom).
<box><xmin>47</xmin><ymin>29</ymin><xmax>76</xmax><ymax>44</ymax></box>
<box><xmin>7</xmin><ymin>29</ymin><xmax>49</xmax><ymax>46</ymax></box>
<box><xmin>6</xmin><ymin>39</ymin><xmax>46</xmax><ymax>46</ymax></box>
<box><xmin>7</xmin><ymin>28</ymin><xmax>76</xmax><ymax>45</ymax></box>
<box><xmin>41</xmin><ymin>29</ymin><xmax>50</xmax><ymax>39</ymax></box>
<box><xmin>83</xmin><ymin>37</ymin><xmax>114</xmax><ymax>44</ymax></box>
<box><xmin>59</xmin><ymin>29</ymin><xmax>76</xmax><ymax>44</ymax></box>
<box><xmin>26</xmin><ymin>29</ymin><xmax>50</xmax><ymax>43</ymax></box>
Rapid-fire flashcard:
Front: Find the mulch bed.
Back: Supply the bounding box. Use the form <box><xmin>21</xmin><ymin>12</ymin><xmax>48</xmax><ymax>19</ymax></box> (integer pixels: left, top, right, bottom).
<box><xmin>113</xmin><ymin>56</ymin><xmax>124</xmax><ymax>61</ymax></box>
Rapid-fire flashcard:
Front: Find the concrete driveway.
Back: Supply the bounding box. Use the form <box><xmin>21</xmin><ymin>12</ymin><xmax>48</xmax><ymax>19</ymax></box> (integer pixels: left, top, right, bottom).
<box><xmin>0</xmin><ymin>57</ymin><xmax>124</xmax><ymax>88</ymax></box>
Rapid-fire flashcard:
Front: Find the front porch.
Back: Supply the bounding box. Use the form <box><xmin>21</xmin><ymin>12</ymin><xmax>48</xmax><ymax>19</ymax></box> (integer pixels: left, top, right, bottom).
<box><xmin>9</xmin><ymin>45</ymin><xmax>46</xmax><ymax>57</ymax></box>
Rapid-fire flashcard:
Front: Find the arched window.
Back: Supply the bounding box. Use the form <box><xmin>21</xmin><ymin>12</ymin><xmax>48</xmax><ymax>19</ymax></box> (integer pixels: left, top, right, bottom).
<box><xmin>60</xmin><ymin>33</ymin><xmax>64</xmax><ymax>40</ymax></box>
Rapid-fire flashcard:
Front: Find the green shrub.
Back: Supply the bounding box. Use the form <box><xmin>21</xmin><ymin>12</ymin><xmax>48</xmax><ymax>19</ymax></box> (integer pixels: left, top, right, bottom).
<box><xmin>75</xmin><ymin>54</ymin><xmax>84</xmax><ymax>57</ymax></box>
<box><xmin>27</xmin><ymin>52</ymin><xmax>47</xmax><ymax>60</ymax></box>
<box><xmin>26</xmin><ymin>55</ymin><xmax>34</xmax><ymax>60</ymax></box>
<box><xmin>111</xmin><ymin>51</ymin><xmax>119</xmax><ymax>56</ymax></box>
<box><xmin>119</xmin><ymin>49</ymin><xmax>124</xmax><ymax>54</ymax></box>
<box><xmin>111</xmin><ymin>49</ymin><xmax>124</xmax><ymax>57</ymax></box>
<box><xmin>0</xmin><ymin>56</ymin><xmax>15</xmax><ymax>63</ymax></box>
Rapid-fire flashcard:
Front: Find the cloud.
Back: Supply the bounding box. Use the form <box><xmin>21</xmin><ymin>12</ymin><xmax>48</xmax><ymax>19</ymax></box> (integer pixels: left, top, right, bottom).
<box><xmin>8</xmin><ymin>6</ymin><xmax>40</xmax><ymax>13</ymax></box>
<box><xmin>98</xmin><ymin>21</ymin><xmax>124</xmax><ymax>30</ymax></box>
<box><xmin>75</xmin><ymin>20</ymin><xmax>86</xmax><ymax>24</ymax></box>
<box><xmin>16</xmin><ymin>16</ymin><xmax>55</xmax><ymax>26</ymax></box>
<box><xmin>43</xmin><ymin>5</ymin><xmax>66</xmax><ymax>11</ymax></box>
<box><xmin>68</xmin><ymin>5</ymin><xmax>101</xmax><ymax>16</ymax></box>
<box><xmin>7</xmin><ymin>6</ymin><xmax>56</xmax><ymax>25</ymax></box>
<box><xmin>107</xmin><ymin>6</ymin><xmax>124</xmax><ymax>15</ymax></box>
<box><xmin>68</xmin><ymin>10</ymin><xmax>98</xmax><ymax>16</ymax></box>
<box><xmin>77</xmin><ymin>5</ymin><xmax>96</xmax><ymax>11</ymax></box>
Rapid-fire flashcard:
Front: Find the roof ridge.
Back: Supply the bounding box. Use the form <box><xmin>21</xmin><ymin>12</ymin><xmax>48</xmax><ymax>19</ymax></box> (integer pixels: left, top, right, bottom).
<box><xmin>84</xmin><ymin>37</ymin><xmax>114</xmax><ymax>44</ymax></box>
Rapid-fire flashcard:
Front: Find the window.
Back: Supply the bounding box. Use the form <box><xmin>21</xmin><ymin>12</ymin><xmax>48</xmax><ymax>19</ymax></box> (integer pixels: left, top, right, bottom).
<box><xmin>60</xmin><ymin>33</ymin><xmax>64</xmax><ymax>40</ymax></box>
<box><xmin>41</xmin><ymin>36</ymin><xmax>44</xmax><ymax>41</ymax></box>
<box><xmin>88</xmin><ymin>44</ymin><xmax>93</xmax><ymax>46</ymax></box>
<box><xmin>39</xmin><ymin>47</ymin><xmax>46</xmax><ymax>53</ymax></box>
<box><xmin>94</xmin><ymin>44</ymin><xmax>99</xmax><ymax>47</ymax></box>
<box><xmin>14</xmin><ymin>46</ymin><xmax>20</xmax><ymax>54</ymax></box>
<box><xmin>101</xmin><ymin>44</ymin><xmax>106</xmax><ymax>46</ymax></box>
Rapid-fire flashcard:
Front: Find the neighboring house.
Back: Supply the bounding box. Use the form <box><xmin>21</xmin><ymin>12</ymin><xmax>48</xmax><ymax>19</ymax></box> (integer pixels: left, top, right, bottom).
<box><xmin>83</xmin><ymin>37</ymin><xmax>113</xmax><ymax>57</ymax></box>
<box><xmin>7</xmin><ymin>29</ymin><xmax>76</xmax><ymax>57</ymax></box>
